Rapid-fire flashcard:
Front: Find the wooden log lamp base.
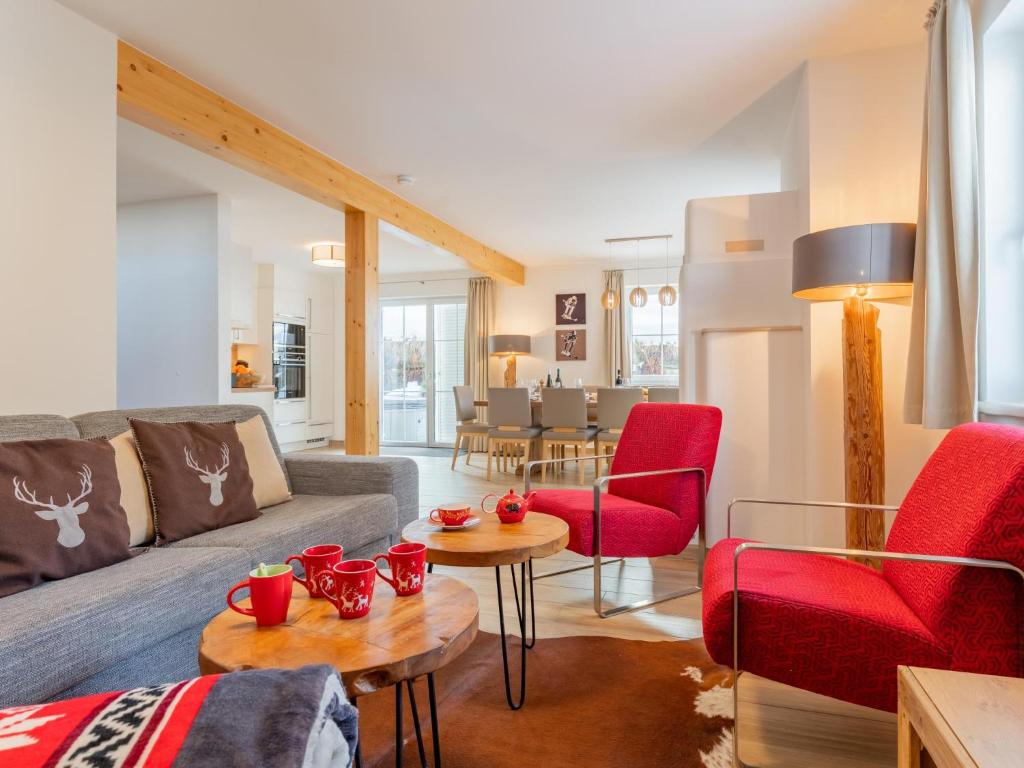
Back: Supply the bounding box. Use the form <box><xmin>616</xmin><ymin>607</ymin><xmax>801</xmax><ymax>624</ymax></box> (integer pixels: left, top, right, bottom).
<box><xmin>842</xmin><ymin>296</ymin><xmax>886</xmax><ymax>560</ymax></box>
<box><xmin>792</xmin><ymin>223</ymin><xmax>916</xmax><ymax>559</ymax></box>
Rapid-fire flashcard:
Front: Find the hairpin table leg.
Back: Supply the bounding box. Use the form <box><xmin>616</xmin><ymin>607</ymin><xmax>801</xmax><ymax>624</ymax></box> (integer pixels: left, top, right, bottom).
<box><xmin>495</xmin><ymin>560</ymin><xmax>530</xmax><ymax>709</ymax></box>
<box><xmin>509</xmin><ymin>558</ymin><xmax>536</xmax><ymax>649</ymax></box>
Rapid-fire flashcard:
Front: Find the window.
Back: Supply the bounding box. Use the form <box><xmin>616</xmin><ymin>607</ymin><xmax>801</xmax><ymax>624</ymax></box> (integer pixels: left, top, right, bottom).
<box><xmin>979</xmin><ymin>2</ymin><xmax>1024</xmax><ymax>419</ymax></box>
<box><xmin>626</xmin><ymin>285</ymin><xmax>679</xmax><ymax>385</ymax></box>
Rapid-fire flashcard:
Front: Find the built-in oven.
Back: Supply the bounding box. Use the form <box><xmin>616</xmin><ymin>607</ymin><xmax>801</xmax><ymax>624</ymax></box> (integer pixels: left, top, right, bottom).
<box><xmin>272</xmin><ymin>320</ymin><xmax>307</xmax><ymax>401</ymax></box>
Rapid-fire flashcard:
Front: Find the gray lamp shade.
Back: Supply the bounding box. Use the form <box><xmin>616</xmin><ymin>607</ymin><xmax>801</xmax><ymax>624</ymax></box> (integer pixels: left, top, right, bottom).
<box><xmin>488</xmin><ymin>334</ymin><xmax>531</xmax><ymax>356</ymax></box>
<box><xmin>792</xmin><ymin>223</ymin><xmax>915</xmax><ymax>301</ymax></box>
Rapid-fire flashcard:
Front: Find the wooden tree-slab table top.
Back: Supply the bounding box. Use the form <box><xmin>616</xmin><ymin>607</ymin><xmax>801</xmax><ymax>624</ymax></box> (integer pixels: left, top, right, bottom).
<box><xmin>198</xmin><ymin>574</ymin><xmax>478</xmax><ymax>697</ymax></box>
<box><xmin>402</xmin><ymin>512</ymin><xmax>569</xmax><ymax>567</ymax></box>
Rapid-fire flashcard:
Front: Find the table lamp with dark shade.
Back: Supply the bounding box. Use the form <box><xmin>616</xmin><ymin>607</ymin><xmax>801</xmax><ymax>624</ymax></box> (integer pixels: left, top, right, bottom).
<box><xmin>792</xmin><ymin>222</ymin><xmax>915</xmax><ymax>562</ymax></box>
<box><xmin>489</xmin><ymin>334</ymin><xmax>531</xmax><ymax>388</ymax></box>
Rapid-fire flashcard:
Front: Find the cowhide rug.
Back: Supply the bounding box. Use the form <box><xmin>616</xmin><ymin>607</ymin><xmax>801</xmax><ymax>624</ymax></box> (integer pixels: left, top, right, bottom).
<box><xmin>356</xmin><ymin>631</ymin><xmax>734</xmax><ymax>767</ymax></box>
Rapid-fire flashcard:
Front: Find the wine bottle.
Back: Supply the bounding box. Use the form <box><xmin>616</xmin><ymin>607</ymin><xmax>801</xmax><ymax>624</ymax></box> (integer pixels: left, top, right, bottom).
<box><xmin>546</xmin><ymin>370</ymin><xmax>553</xmax><ymax>388</ymax></box>
<box><xmin>555</xmin><ymin>368</ymin><xmax>563</xmax><ymax>388</ymax></box>
<box><xmin>615</xmin><ymin>369</ymin><xmax>623</xmax><ymax>386</ymax></box>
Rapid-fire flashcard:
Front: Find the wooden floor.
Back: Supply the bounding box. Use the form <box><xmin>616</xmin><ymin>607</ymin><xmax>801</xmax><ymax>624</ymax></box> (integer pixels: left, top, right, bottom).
<box><xmin>312</xmin><ymin>445</ymin><xmax>897</xmax><ymax>767</ymax></box>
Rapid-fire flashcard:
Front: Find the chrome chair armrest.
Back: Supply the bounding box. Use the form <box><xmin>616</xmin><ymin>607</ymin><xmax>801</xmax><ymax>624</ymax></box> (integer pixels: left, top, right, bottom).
<box><xmin>729</xmin><ymin>542</ymin><xmax>1024</xmax><ymax>767</ymax></box>
<box><xmin>528</xmin><ymin>464</ymin><xmax>710</xmax><ymax>618</ymax></box>
<box><xmin>594</xmin><ymin>466</ymin><xmax>707</xmax><ymax>489</ymax></box>
<box><xmin>593</xmin><ymin>467</ymin><xmax>708</xmax><ymax>615</ymax></box>
<box><xmin>523</xmin><ymin>454</ymin><xmax>604</xmax><ymax>492</ymax></box>
<box><xmin>726</xmin><ymin>498</ymin><xmax>900</xmax><ymax>538</ymax></box>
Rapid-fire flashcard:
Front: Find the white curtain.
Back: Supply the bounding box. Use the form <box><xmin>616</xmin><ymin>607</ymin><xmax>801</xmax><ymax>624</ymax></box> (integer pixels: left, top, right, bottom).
<box><xmin>603</xmin><ymin>270</ymin><xmax>629</xmax><ymax>385</ymax></box>
<box><xmin>464</xmin><ymin>277</ymin><xmax>494</xmax><ymax>418</ymax></box>
<box><xmin>905</xmin><ymin>0</ymin><xmax>980</xmax><ymax>429</ymax></box>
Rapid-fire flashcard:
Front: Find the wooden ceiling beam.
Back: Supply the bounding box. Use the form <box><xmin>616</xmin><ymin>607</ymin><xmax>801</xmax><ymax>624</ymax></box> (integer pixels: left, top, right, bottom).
<box><xmin>115</xmin><ymin>41</ymin><xmax>525</xmax><ymax>286</ymax></box>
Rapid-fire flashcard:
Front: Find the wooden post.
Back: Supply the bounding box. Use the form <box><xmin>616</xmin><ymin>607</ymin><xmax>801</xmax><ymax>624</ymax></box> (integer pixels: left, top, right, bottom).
<box><xmin>841</xmin><ymin>296</ymin><xmax>886</xmax><ymax>563</ymax></box>
<box><xmin>345</xmin><ymin>210</ymin><xmax>380</xmax><ymax>455</ymax></box>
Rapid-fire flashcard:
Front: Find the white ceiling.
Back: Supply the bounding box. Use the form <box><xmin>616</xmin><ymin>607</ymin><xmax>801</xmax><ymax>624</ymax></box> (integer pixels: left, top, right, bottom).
<box><xmin>117</xmin><ymin>119</ymin><xmax>468</xmax><ymax>275</ymax></box>
<box><xmin>70</xmin><ymin>0</ymin><xmax>927</xmax><ymax>264</ymax></box>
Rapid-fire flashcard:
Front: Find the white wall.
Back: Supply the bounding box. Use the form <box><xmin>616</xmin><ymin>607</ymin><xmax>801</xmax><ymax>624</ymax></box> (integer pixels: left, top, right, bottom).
<box><xmin>796</xmin><ymin>43</ymin><xmax>946</xmax><ymax>545</ymax></box>
<box><xmin>117</xmin><ymin>195</ymin><xmax>230</xmax><ymax>408</ymax></box>
<box><xmin>681</xmin><ymin>192</ymin><xmax>808</xmax><ymax>544</ymax></box>
<box><xmin>492</xmin><ymin>265</ymin><xmax>607</xmax><ymax>387</ymax></box>
<box><xmin>491</xmin><ymin>263</ymin><xmax>678</xmax><ymax>389</ymax></box>
<box><xmin>0</xmin><ymin>0</ymin><xmax>116</xmax><ymax>416</ymax></box>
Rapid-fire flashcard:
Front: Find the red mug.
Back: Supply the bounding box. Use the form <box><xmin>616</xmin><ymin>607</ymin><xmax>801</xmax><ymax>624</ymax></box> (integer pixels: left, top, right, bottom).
<box><xmin>373</xmin><ymin>542</ymin><xmax>427</xmax><ymax>596</ymax></box>
<box><xmin>226</xmin><ymin>563</ymin><xmax>293</xmax><ymax>627</ymax></box>
<box><xmin>428</xmin><ymin>504</ymin><xmax>472</xmax><ymax>527</ymax></box>
<box><xmin>317</xmin><ymin>559</ymin><xmax>376</xmax><ymax>619</ymax></box>
<box><xmin>286</xmin><ymin>544</ymin><xmax>343</xmax><ymax>598</ymax></box>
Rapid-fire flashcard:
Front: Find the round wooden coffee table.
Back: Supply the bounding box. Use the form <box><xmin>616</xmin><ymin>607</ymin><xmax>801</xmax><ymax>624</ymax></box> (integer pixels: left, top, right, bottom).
<box><xmin>402</xmin><ymin>511</ymin><xmax>569</xmax><ymax>710</ymax></box>
<box><xmin>199</xmin><ymin>574</ymin><xmax>477</xmax><ymax>768</ymax></box>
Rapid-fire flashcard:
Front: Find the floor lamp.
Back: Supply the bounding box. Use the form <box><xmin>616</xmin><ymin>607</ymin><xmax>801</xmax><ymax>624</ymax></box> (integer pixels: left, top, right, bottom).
<box><xmin>792</xmin><ymin>223</ymin><xmax>915</xmax><ymax>558</ymax></box>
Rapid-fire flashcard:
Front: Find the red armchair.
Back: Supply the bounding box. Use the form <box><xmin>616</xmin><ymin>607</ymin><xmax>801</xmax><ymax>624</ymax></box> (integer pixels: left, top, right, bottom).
<box><xmin>702</xmin><ymin>422</ymin><xmax>1024</xmax><ymax>734</ymax></box>
<box><xmin>525</xmin><ymin>403</ymin><xmax>722</xmax><ymax>617</ymax></box>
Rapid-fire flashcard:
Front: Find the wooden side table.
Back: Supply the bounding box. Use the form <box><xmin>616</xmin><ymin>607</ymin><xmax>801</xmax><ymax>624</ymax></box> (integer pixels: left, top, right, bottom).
<box><xmin>200</xmin><ymin>575</ymin><xmax>478</xmax><ymax>768</ymax></box>
<box><xmin>402</xmin><ymin>511</ymin><xmax>569</xmax><ymax>710</ymax></box>
<box><xmin>898</xmin><ymin>665</ymin><xmax>1024</xmax><ymax>767</ymax></box>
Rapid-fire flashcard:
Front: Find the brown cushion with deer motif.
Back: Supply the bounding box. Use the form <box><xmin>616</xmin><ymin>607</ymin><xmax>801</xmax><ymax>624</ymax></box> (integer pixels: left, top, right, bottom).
<box><xmin>129</xmin><ymin>419</ymin><xmax>259</xmax><ymax>545</ymax></box>
<box><xmin>0</xmin><ymin>438</ymin><xmax>130</xmax><ymax>598</ymax></box>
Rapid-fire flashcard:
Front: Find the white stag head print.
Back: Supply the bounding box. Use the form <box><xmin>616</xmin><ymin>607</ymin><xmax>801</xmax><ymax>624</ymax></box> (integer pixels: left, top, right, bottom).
<box><xmin>13</xmin><ymin>465</ymin><xmax>93</xmax><ymax>548</ymax></box>
<box><xmin>184</xmin><ymin>443</ymin><xmax>230</xmax><ymax>506</ymax></box>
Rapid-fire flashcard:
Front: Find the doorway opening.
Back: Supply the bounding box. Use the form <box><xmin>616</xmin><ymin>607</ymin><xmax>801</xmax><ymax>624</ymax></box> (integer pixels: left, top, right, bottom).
<box><xmin>380</xmin><ymin>298</ymin><xmax>467</xmax><ymax>447</ymax></box>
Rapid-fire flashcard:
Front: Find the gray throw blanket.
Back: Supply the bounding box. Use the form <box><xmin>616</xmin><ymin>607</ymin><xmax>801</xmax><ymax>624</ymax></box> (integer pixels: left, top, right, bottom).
<box><xmin>171</xmin><ymin>665</ymin><xmax>358</xmax><ymax>768</ymax></box>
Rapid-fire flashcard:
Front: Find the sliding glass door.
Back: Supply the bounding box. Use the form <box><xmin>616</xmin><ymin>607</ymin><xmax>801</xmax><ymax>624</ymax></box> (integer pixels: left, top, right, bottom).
<box><xmin>380</xmin><ymin>298</ymin><xmax>466</xmax><ymax>447</ymax></box>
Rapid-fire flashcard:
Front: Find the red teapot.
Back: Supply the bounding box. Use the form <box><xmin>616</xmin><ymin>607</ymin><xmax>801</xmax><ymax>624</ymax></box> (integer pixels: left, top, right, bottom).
<box><xmin>481</xmin><ymin>489</ymin><xmax>535</xmax><ymax>524</ymax></box>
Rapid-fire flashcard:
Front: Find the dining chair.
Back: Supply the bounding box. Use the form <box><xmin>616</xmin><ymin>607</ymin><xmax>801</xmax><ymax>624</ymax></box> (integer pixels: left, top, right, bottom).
<box><xmin>539</xmin><ymin>388</ymin><xmax>597</xmax><ymax>485</ymax></box>
<box><xmin>451</xmin><ymin>385</ymin><xmax>490</xmax><ymax>470</ymax></box>
<box><xmin>594</xmin><ymin>388</ymin><xmax>643</xmax><ymax>474</ymax></box>
<box><xmin>646</xmin><ymin>386</ymin><xmax>680</xmax><ymax>403</ymax></box>
<box><xmin>486</xmin><ymin>388</ymin><xmax>541</xmax><ymax>481</ymax></box>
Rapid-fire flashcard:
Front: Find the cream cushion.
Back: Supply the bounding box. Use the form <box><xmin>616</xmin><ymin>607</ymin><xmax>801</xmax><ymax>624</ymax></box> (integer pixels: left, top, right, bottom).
<box><xmin>236</xmin><ymin>416</ymin><xmax>292</xmax><ymax>508</ymax></box>
<box><xmin>109</xmin><ymin>430</ymin><xmax>155</xmax><ymax>547</ymax></box>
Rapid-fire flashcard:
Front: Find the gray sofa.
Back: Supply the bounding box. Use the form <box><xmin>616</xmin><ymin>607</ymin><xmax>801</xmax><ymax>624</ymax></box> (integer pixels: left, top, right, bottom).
<box><xmin>0</xmin><ymin>404</ymin><xmax>418</xmax><ymax>707</ymax></box>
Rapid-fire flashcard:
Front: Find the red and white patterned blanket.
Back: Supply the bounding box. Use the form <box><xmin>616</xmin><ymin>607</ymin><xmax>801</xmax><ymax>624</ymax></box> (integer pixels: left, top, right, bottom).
<box><xmin>0</xmin><ymin>665</ymin><xmax>357</xmax><ymax>767</ymax></box>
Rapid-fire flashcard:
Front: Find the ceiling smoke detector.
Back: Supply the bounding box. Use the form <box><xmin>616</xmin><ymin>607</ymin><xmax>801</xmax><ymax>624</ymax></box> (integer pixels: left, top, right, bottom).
<box><xmin>396</xmin><ymin>174</ymin><xmax>416</xmax><ymax>186</ymax></box>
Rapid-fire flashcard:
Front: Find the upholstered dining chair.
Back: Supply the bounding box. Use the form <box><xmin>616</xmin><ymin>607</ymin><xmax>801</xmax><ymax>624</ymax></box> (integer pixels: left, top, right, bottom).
<box><xmin>525</xmin><ymin>403</ymin><xmax>722</xmax><ymax>617</ymax></box>
<box><xmin>594</xmin><ymin>388</ymin><xmax>643</xmax><ymax>474</ymax></box>
<box><xmin>646</xmin><ymin>386</ymin><xmax>679</xmax><ymax>403</ymax></box>
<box><xmin>539</xmin><ymin>388</ymin><xmax>597</xmax><ymax>485</ymax></box>
<box><xmin>486</xmin><ymin>388</ymin><xmax>541</xmax><ymax>481</ymax></box>
<box><xmin>451</xmin><ymin>385</ymin><xmax>490</xmax><ymax>469</ymax></box>
<box><xmin>701</xmin><ymin>422</ymin><xmax>1024</xmax><ymax>765</ymax></box>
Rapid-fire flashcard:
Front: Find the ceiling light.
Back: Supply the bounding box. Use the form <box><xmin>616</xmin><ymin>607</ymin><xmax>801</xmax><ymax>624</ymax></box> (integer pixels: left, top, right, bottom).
<box><xmin>601</xmin><ymin>239</ymin><xmax>619</xmax><ymax>309</ymax></box>
<box><xmin>311</xmin><ymin>243</ymin><xmax>345</xmax><ymax>268</ymax></box>
<box><xmin>659</xmin><ymin>236</ymin><xmax>677</xmax><ymax>307</ymax></box>
<box><xmin>630</xmin><ymin>240</ymin><xmax>647</xmax><ymax>307</ymax></box>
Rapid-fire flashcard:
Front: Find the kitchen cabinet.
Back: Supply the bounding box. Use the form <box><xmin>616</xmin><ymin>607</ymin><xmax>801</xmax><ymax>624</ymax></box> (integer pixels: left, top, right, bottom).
<box><xmin>230</xmin><ymin>245</ymin><xmax>258</xmax><ymax>344</ymax></box>
<box><xmin>223</xmin><ymin>388</ymin><xmax>274</xmax><ymax>417</ymax></box>
<box><xmin>309</xmin><ymin>333</ymin><xmax>334</xmax><ymax>429</ymax></box>
<box><xmin>308</xmin><ymin>280</ymin><xmax>334</xmax><ymax>335</ymax></box>
<box><xmin>274</xmin><ymin>288</ymin><xmax>307</xmax><ymax>320</ymax></box>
